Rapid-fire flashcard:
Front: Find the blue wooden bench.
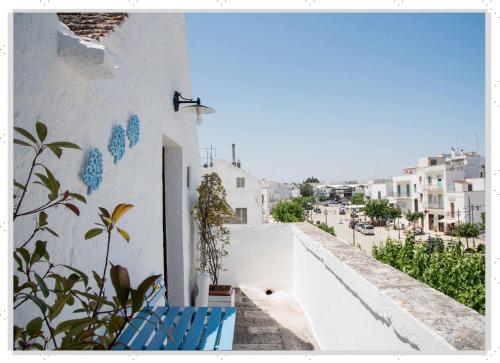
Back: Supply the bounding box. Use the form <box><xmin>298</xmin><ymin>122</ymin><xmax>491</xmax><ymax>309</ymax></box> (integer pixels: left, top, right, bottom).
<box><xmin>111</xmin><ymin>285</ymin><xmax>236</xmax><ymax>351</ymax></box>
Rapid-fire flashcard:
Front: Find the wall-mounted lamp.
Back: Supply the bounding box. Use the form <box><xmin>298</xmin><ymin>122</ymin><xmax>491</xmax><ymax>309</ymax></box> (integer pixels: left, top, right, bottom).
<box><xmin>173</xmin><ymin>91</ymin><xmax>215</xmax><ymax>125</ymax></box>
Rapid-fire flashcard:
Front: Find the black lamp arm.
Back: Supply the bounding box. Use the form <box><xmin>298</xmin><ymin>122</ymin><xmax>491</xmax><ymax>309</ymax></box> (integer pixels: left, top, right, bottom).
<box><xmin>173</xmin><ymin>91</ymin><xmax>201</xmax><ymax>111</ymax></box>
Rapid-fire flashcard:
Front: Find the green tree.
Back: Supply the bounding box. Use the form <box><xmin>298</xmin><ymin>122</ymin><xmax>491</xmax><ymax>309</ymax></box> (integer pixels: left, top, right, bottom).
<box><xmin>304</xmin><ymin>177</ymin><xmax>320</xmax><ymax>184</ymax></box>
<box><xmin>300</xmin><ymin>183</ymin><xmax>314</xmax><ymax>197</ymax></box>
<box><xmin>387</xmin><ymin>206</ymin><xmax>402</xmax><ymax>221</ymax></box>
<box><xmin>318</xmin><ymin>195</ymin><xmax>327</xmax><ymax>202</ymax></box>
<box><xmin>272</xmin><ymin>200</ymin><xmax>305</xmax><ymax>222</ymax></box>
<box><xmin>452</xmin><ymin>222</ymin><xmax>481</xmax><ymax>249</ymax></box>
<box><xmin>293</xmin><ymin>196</ymin><xmax>315</xmax><ymax>209</ymax></box>
<box><xmin>351</xmin><ymin>192</ymin><xmax>365</xmax><ymax>205</ymax></box>
<box><xmin>362</xmin><ymin>199</ymin><xmax>389</xmax><ymax>224</ymax></box>
<box><xmin>406</xmin><ymin>211</ymin><xmax>424</xmax><ymax>230</ymax></box>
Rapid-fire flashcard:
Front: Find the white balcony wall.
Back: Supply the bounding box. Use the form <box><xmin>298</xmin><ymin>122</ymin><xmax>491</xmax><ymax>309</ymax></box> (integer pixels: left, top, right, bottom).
<box><xmin>220</xmin><ymin>223</ymin><xmax>483</xmax><ymax>352</ymax></box>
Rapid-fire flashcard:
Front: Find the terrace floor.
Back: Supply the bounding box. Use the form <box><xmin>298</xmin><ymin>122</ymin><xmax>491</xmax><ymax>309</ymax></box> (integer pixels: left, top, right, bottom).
<box><xmin>233</xmin><ymin>287</ymin><xmax>319</xmax><ymax>350</ymax></box>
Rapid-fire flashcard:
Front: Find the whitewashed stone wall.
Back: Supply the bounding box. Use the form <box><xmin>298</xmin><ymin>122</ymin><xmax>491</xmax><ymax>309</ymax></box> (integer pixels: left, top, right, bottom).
<box><xmin>13</xmin><ymin>13</ymin><xmax>201</xmax><ymax>327</ymax></box>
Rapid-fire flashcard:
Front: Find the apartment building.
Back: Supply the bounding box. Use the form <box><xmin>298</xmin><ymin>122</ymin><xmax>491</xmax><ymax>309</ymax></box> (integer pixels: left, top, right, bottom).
<box><xmin>392</xmin><ymin>148</ymin><xmax>485</xmax><ymax>233</ymax></box>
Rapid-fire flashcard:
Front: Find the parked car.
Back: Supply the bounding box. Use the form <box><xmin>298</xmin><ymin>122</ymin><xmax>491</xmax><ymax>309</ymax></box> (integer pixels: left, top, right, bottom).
<box><xmin>339</xmin><ymin>208</ymin><xmax>346</xmax><ymax>215</ymax></box>
<box><xmin>314</xmin><ymin>208</ymin><xmax>322</xmax><ymax>213</ymax></box>
<box><xmin>360</xmin><ymin>224</ymin><xmax>375</xmax><ymax>235</ymax></box>
<box><xmin>355</xmin><ymin>222</ymin><xmax>366</xmax><ymax>232</ymax></box>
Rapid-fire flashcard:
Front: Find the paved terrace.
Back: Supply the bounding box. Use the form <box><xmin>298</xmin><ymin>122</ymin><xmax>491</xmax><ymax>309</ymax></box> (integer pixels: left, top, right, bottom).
<box><xmin>233</xmin><ymin>288</ymin><xmax>318</xmax><ymax>350</ymax></box>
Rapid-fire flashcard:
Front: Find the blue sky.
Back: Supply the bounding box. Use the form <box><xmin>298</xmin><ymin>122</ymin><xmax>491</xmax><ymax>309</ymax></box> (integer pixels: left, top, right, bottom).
<box><xmin>186</xmin><ymin>13</ymin><xmax>485</xmax><ymax>183</ymax></box>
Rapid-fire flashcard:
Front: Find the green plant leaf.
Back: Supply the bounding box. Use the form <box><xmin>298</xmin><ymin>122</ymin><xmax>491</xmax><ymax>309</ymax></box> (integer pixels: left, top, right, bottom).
<box><xmin>110</xmin><ymin>265</ymin><xmax>131</xmax><ymax>308</ymax></box>
<box><xmin>14</xmin><ymin>179</ymin><xmax>26</xmax><ymax>191</ymax></box>
<box><xmin>17</xmin><ymin>247</ymin><xmax>30</xmax><ymax>266</ymax></box>
<box><xmin>35</xmin><ymin>122</ymin><xmax>47</xmax><ymax>143</ymax></box>
<box><xmin>31</xmin><ymin>240</ymin><xmax>47</xmax><ymax>265</ymax></box>
<box><xmin>48</xmin><ymin>144</ymin><xmax>62</xmax><ymax>158</ymax></box>
<box><xmin>49</xmin><ymin>295</ymin><xmax>71</xmax><ymax>321</ymax></box>
<box><xmin>26</xmin><ymin>317</ymin><xmax>43</xmax><ymax>338</ymax></box>
<box><xmin>61</xmin><ymin>264</ymin><xmax>89</xmax><ymax>287</ymax></box>
<box><xmin>34</xmin><ymin>272</ymin><xmax>49</xmax><ymax>298</ymax></box>
<box><xmin>68</xmin><ymin>192</ymin><xmax>86</xmax><ymax>204</ymax></box>
<box><xmin>92</xmin><ymin>271</ymin><xmax>104</xmax><ymax>289</ymax></box>
<box><xmin>14</xmin><ymin>127</ymin><xmax>38</xmax><ymax>145</ymax></box>
<box><xmin>131</xmin><ymin>274</ymin><xmax>161</xmax><ymax>313</ymax></box>
<box><xmin>38</xmin><ymin>211</ymin><xmax>48</xmax><ymax>227</ymax></box>
<box><xmin>42</xmin><ymin>227</ymin><xmax>59</xmax><ymax>237</ymax></box>
<box><xmin>47</xmin><ymin>141</ymin><xmax>81</xmax><ymax>150</ymax></box>
<box><xmin>99</xmin><ymin>207</ymin><xmax>110</xmax><ymax>218</ymax></box>
<box><xmin>14</xmin><ymin>139</ymin><xmax>32</xmax><ymax>147</ymax></box>
<box><xmin>116</xmin><ymin>227</ymin><xmax>130</xmax><ymax>242</ymax></box>
<box><xmin>24</xmin><ymin>294</ymin><xmax>49</xmax><ymax>314</ymax></box>
<box><xmin>85</xmin><ymin>228</ymin><xmax>103</xmax><ymax>240</ymax></box>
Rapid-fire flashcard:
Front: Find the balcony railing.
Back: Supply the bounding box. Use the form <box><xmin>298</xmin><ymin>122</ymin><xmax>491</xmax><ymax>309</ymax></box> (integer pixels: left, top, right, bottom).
<box><xmin>422</xmin><ymin>183</ymin><xmax>443</xmax><ymax>192</ymax></box>
<box><xmin>425</xmin><ymin>202</ymin><xmax>444</xmax><ymax>209</ymax></box>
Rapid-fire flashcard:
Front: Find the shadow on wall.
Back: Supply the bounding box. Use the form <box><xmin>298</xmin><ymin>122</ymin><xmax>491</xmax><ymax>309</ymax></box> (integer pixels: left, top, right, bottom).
<box><xmin>233</xmin><ymin>288</ymin><xmax>315</xmax><ymax>351</ymax></box>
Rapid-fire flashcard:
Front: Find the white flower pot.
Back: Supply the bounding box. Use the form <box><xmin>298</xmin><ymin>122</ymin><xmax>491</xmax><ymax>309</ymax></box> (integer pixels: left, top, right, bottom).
<box><xmin>195</xmin><ymin>271</ymin><xmax>210</xmax><ymax>307</ymax></box>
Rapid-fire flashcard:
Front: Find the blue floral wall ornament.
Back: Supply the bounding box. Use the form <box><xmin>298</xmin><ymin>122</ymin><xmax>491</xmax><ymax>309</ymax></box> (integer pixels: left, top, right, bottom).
<box><xmin>108</xmin><ymin>125</ymin><xmax>126</xmax><ymax>163</ymax></box>
<box><xmin>83</xmin><ymin>148</ymin><xmax>103</xmax><ymax>195</ymax></box>
<box><xmin>126</xmin><ymin>114</ymin><xmax>140</xmax><ymax>147</ymax></box>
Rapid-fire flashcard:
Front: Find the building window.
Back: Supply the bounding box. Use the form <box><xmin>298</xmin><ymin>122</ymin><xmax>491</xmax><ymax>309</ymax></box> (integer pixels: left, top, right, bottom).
<box><xmin>413</xmin><ymin>184</ymin><xmax>417</xmax><ymax>193</ymax></box>
<box><xmin>235</xmin><ymin>208</ymin><xmax>247</xmax><ymax>224</ymax></box>
<box><xmin>406</xmin><ymin>184</ymin><xmax>410</xmax><ymax>196</ymax></box>
<box><xmin>397</xmin><ymin>185</ymin><xmax>401</xmax><ymax>197</ymax></box>
<box><xmin>430</xmin><ymin>159</ymin><xmax>437</xmax><ymax>166</ymax></box>
<box><xmin>377</xmin><ymin>191</ymin><xmax>381</xmax><ymax>199</ymax></box>
<box><xmin>468</xmin><ymin>184</ymin><xmax>473</xmax><ymax>192</ymax></box>
<box><xmin>186</xmin><ymin>166</ymin><xmax>191</xmax><ymax>189</ymax></box>
<box><xmin>236</xmin><ymin>177</ymin><xmax>245</xmax><ymax>188</ymax></box>
<box><xmin>427</xmin><ymin>176</ymin><xmax>432</xmax><ymax>184</ymax></box>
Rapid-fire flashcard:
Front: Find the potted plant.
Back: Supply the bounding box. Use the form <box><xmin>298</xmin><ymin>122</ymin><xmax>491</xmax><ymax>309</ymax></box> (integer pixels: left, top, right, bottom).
<box><xmin>193</xmin><ymin>172</ymin><xmax>237</xmax><ymax>307</ymax></box>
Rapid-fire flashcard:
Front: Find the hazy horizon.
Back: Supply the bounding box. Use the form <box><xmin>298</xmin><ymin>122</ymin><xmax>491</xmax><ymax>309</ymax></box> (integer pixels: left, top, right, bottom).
<box><xmin>186</xmin><ymin>13</ymin><xmax>485</xmax><ymax>183</ymax></box>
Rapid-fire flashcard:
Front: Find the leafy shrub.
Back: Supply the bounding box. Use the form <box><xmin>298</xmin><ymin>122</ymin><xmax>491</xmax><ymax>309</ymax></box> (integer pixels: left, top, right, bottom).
<box><xmin>272</xmin><ymin>200</ymin><xmax>304</xmax><ymax>222</ymax></box>
<box><xmin>316</xmin><ymin>223</ymin><xmax>336</xmax><ymax>236</ymax></box>
<box><xmin>372</xmin><ymin>234</ymin><xmax>485</xmax><ymax>314</ymax></box>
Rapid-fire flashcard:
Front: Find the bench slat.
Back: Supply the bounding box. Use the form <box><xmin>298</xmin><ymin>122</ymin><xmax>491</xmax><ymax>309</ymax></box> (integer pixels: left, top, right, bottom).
<box><xmin>199</xmin><ymin>307</ymin><xmax>223</xmax><ymax>350</ymax></box>
<box><xmin>165</xmin><ymin>306</ymin><xmax>195</xmax><ymax>350</ymax></box>
<box><xmin>129</xmin><ymin>306</ymin><xmax>167</xmax><ymax>350</ymax></box>
<box><xmin>112</xmin><ymin>308</ymin><xmax>151</xmax><ymax>350</ymax></box>
<box><xmin>146</xmin><ymin>306</ymin><xmax>179</xmax><ymax>350</ymax></box>
<box><xmin>182</xmin><ymin>307</ymin><xmax>208</xmax><ymax>350</ymax></box>
<box><xmin>216</xmin><ymin>307</ymin><xmax>236</xmax><ymax>351</ymax></box>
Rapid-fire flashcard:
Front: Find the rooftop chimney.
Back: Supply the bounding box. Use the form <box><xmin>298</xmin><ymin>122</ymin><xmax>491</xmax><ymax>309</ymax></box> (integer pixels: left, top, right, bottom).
<box><xmin>232</xmin><ymin>144</ymin><xmax>236</xmax><ymax>163</ymax></box>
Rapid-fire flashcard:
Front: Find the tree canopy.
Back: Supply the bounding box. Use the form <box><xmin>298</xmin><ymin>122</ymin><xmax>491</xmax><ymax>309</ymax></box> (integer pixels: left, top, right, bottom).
<box><xmin>300</xmin><ymin>183</ymin><xmax>314</xmax><ymax>197</ymax></box>
<box><xmin>351</xmin><ymin>192</ymin><xmax>365</xmax><ymax>205</ymax></box>
<box><xmin>304</xmin><ymin>177</ymin><xmax>320</xmax><ymax>184</ymax></box>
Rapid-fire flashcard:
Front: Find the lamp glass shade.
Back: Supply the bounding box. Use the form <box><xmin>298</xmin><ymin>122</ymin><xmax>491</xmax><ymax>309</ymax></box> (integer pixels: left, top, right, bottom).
<box><xmin>181</xmin><ymin>104</ymin><xmax>215</xmax><ymax>115</ymax></box>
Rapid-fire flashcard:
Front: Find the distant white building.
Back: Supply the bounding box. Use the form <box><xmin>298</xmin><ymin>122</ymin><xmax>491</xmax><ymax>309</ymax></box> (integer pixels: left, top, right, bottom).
<box><xmin>261</xmin><ymin>179</ymin><xmax>294</xmax><ymax>218</ymax></box>
<box><xmin>365</xmin><ymin>179</ymin><xmax>393</xmax><ymax>200</ymax></box>
<box><xmin>205</xmin><ymin>158</ymin><xmax>263</xmax><ymax>225</ymax></box>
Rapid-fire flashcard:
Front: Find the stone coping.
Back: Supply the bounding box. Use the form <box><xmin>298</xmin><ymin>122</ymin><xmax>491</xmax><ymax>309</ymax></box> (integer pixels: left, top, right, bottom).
<box><xmin>292</xmin><ymin>222</ymin><xmax>485</xmax><ymax>351</ymax></box>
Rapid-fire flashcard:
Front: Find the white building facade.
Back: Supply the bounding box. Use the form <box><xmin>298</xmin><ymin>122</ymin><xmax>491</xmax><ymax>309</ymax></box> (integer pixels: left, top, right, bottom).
<box><xmin>206</xmin><ymin>159</ymin><xmax>264</xmax><ymax>224</ymax></box>
<box><xmin>14</xmin><ymin>13</ymin><xmax>202</xmax><ymax>329</ymax></box>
